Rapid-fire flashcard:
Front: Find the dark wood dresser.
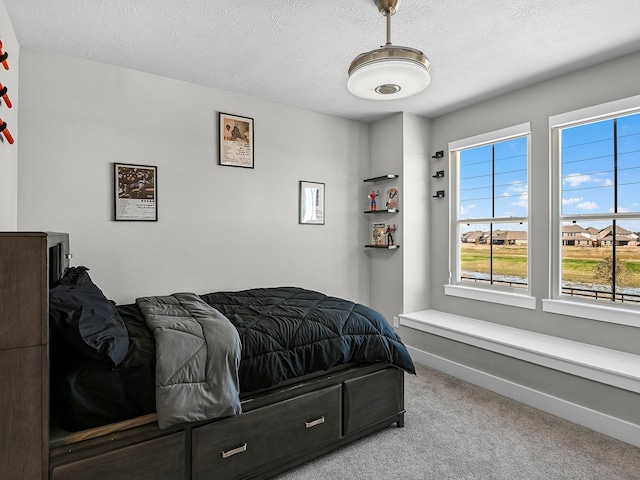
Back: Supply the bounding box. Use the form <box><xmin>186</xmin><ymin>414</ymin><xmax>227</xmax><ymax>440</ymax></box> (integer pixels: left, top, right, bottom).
<box><xmin>0</xmin><ymin>232</ymin><xmax>69</xmax><ymax>480</ymax></box>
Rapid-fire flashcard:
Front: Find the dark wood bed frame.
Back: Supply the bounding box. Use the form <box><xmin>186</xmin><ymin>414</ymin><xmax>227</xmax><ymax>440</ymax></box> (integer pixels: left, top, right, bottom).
<box><xmin>1</xmin><ymin>232</ymin><xmax>406</xmax><ymax>480</ymax></box>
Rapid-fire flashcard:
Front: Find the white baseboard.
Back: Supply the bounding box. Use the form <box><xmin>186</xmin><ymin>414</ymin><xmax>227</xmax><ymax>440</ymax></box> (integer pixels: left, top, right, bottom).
<box><xmin>408</xmin><ymin>345</ymin><xmax>640</xmax><ymax>449</ymax></box>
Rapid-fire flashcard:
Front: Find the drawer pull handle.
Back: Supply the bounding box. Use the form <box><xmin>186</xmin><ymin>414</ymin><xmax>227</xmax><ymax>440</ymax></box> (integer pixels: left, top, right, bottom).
<box><xmin>221</xmin><ymin>443</ymin><xmax>247</xmax><ymax>459</ymax></box>
<box><xmin>305</xmin><ymin>416</ymin><xmax>325</xmax><ymax>428</ymax></box>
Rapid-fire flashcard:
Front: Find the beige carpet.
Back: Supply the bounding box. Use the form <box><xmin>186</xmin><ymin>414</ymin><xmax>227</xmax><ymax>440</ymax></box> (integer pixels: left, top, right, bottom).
<box><xmin>275</xmin><ymin>363</ymin><xmax>640</xmax><ymax>480</ymax></box>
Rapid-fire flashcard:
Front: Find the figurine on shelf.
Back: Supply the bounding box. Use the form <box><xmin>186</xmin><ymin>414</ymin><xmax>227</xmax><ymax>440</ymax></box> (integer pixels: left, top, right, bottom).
<box><xmin>386</xmin><ymin>224</ymin><xmax>396</xmax><ymax>246</ymax></box>
<box><xmin>368</xmin><ymin>190</ymin><xmax>379</xmax><ymax>211</ymax></box>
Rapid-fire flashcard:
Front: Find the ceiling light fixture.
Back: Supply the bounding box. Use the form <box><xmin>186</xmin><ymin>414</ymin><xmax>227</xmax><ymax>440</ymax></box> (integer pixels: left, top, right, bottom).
<box><xmin>347</xmin><ymin>0</ymin><xmax>431</xmax><ymax>100</ymax></box>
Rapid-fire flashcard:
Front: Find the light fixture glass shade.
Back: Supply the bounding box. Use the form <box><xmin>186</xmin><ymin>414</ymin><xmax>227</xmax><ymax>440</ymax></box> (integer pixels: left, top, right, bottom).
<box><xmin>347</xmin><ymin>46</ymin><xmax>431</xmax><ymax>100</ymax></box>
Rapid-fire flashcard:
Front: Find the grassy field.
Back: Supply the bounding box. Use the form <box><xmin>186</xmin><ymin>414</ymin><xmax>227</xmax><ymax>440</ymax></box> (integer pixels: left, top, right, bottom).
<box><xmin>460</xmin><ymin>244</ymin><xmax>640</xmax><ymax>288</ymax></box>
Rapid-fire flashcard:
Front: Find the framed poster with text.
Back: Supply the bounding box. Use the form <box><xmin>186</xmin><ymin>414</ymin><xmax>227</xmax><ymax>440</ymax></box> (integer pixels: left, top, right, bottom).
<box><xmin>219</xmin><ymin>112</ymin><xmax>254</xmax><ymax>168</ymax></box>
<box><xmin>114</xmin><ymin>163</ymin><xmax>157</xmax><ymax>221</ymax></box>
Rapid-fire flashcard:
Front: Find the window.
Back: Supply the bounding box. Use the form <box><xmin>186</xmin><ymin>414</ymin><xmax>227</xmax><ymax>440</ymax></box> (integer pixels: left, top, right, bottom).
<box><xmin>448</xmin><ymin>123</ymin><xmax>531</xmax><ymax>306</ymax></box>
<box><xmin>553</xmin><ymin>110</ymin><xmax>640</xmax><ymax>306</ymax></box>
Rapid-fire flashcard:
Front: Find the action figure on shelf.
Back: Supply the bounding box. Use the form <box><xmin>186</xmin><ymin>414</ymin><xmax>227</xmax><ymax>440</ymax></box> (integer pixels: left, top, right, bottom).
<box><xmin>368</xmin><ymin>190</ymin><xmax>379</xmax><ymax>211</ymax></box>
<box><xmin>386</xmin><ymin>224</ymin><xmax>396</xmax><ymax>246</ymax></box>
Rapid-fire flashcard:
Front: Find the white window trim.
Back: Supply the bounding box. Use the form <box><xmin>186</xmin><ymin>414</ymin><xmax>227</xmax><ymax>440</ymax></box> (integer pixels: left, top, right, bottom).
<box><xmin>449</xmin><ymin>122</ymin><xmax>531</xmax><ymax>151</ymax></box>
<box><xmin>542</xmin><ymin>299</ymin><xmax>640</xmax><ymax>328</ymax></box>
<box><xmin>549</xmin><ymin>94</ymin><xmax>640</xmax><ymax>128</ymax></box>
<box><xmin>447</xmin><ymin>123</ymin><xmax>534</xmax><ymax>307</ymax></box>
<box><xmin>445</xmin><ymin>284</ymin><xmax>536</xmax><ymax>309</ymax></box>
<box><xmin>548</xmin><ymin>95</ymin><xmax>640</xmax><ymax>326</ymax></box>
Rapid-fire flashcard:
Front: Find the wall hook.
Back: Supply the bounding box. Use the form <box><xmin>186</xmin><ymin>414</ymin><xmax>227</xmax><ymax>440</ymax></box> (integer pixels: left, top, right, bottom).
<box><xmin>0</xmin><ymin>83</ymin><xmax>12</xmax><ymax>108</ymax></box>
<box><xmin>432</xmin><ymin>190</ymin><xmax>445</xmax><ymax>198</ymax></box>
<box><xmin>432</xmin><ymin>170</ymin><xmax>445</xmax><ymax>178</ymax></box>
<box><xmin>0</xmin><ymin>41</ymin><xmax>9</xmax><ymax>70</ymax></box>
<box><xmin>431</xmin><ymin>151</ymin><xmax>443</xmax><ymax>159</ymax></box>
<box><xmin>0</xmin><ymin>119</ymin><xmax>14</xmax><ymax>144</ymax></box>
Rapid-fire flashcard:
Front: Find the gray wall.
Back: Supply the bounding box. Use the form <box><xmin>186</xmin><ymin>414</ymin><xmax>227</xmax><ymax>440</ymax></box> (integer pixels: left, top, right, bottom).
<box><xmin>12</xmin><ymin>22</ymin><xmax>640</xmax><ymax>432</ymax></box>
<box><xmin>368</xmin><ymin>113</ymin><xmax>404</xmax><ymax>321</ymax></box>
<box><xmin>17</xmin><ymin>48</ymin><xmax>371</xmax><ymax>305</ymax></box>
<box><xmin>396</xmin><ymin>51</ymin><xmax>640</xmax><ymax>434</ymax></box>
<box><xmin>398</xmin><ymin>50</ymin><xmax>640</xmax><ymax>356</ymax></box>
<box><xmin>366</xmin><ymin>113</ymin><xmax>431</xmax><ymax>322</ymax></box>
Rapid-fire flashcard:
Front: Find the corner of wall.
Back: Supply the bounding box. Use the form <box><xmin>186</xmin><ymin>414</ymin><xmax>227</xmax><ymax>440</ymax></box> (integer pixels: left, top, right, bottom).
<box><xmin>366</xmin><ymin>113</ymin><xmax>432</xmax><ymax>323</ymax></box>
<box><xmin>402</xmin><ymin>113</ymin><xmax>431</xmax><ymax>314</ymax></box>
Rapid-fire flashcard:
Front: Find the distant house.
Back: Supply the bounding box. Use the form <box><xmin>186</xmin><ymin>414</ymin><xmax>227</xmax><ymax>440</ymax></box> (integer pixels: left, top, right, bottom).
<box><xmin>491</xmin><ymin>230</ymin><xmax>528</xmax><ymax>245</ymax></box>
<box><xmin>562</xmin><ymin>224</ymin><xmax>592</xmax><ymax>246</ymax></box>
<box><xmin>586</xmin><ymin>227</ymin><xmax>600</xmax><ymax>237</ymax></box>
<box><xmin>598</xmin><ymin>225</ymin><xmax>638</xmax><ymax>246</ymax></box>
<box><xmin>461</xmin><ymin>230</ymin><xmax>484</xmax><ymax>243</ymax></box>
<box><xmin>460</xmin><ymin>229</ymin><xmax>528</xmax><ymax>245</ymax></box>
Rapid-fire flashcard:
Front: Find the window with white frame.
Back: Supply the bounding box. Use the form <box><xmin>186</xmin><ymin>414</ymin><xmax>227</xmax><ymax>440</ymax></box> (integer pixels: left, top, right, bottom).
<box><xmin>449</xmin><ymin>123</ymin><xmax>531</xmax><ymax>298</ymax></box>
<box><xmin>550</xmin><ymin>104</ymin><xmax>640</xmax><ymax>307</ymax></box>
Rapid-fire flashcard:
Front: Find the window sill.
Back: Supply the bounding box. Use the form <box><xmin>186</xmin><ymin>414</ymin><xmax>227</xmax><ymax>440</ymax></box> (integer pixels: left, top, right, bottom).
<box><xmin>542</xmin><ymin>299</ymin><xmax>640</xmax><ymax>328</ymax></box>
<box><xmin>444</xmin><ymin>284</ymin><xmax>536</xmax><ymax>310</ymax></box>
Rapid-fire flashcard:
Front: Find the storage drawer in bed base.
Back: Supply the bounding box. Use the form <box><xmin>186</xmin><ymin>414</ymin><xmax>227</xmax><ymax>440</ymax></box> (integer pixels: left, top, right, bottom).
<box><xmin>48</xmin><ymin>364</ymin><xmax>406</xmax><ymax>480</ymax></box>
<box><xmin>343</xmin><ymin>367</ymin><xmax>405</xmax><ymax>435</ymax></box>
<box><xmin>50</xmin><ymin>431</ymin><xmax>186</xmax><ymax>480</ymax></box>
<box><xmin>192</xmin><ymin>384</ymin><xmax>342</xmax><ymax>480</ymax></box>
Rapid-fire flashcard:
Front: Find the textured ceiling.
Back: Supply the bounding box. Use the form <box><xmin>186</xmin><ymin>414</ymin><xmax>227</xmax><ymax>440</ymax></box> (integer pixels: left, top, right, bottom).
<box><xmin>5</xmin><ymin>0</ymin><xmax>640</xmax><ymax>122</ymax></box>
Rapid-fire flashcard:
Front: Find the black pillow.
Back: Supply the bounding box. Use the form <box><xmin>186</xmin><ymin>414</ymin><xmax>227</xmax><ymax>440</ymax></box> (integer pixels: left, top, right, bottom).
<box><xmin>50</xmin><ymin>266</ymin><xmax>129</xmax><ymax>366</ymax></box>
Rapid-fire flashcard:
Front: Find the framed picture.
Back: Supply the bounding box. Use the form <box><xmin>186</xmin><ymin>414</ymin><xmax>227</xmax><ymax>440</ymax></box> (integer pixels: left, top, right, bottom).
<box><xmin>299</xmin><ymin>181</ymin><xmax>325</xmax><ymax>225</ymax></box>
<box><xmin>219</xmin><ymin>112</ymin><xmax>254</xmax><ymax>168</ymax></box>
<box><xmin>114</xmin><ymin>163</ymin><xmax>157</xmax><ymax>221</ymax></box>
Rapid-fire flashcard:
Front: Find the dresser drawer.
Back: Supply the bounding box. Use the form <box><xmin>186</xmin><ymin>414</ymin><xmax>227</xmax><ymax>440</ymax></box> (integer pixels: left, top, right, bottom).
<box><xmin>343</xmin><ymin>367</ymin><xmax>403</xmax><ymax>435</ymax></box>
<box><xmin>50</xmin><ymin>432</ymin><xmax>185</xmax><ymax>480</ymax></box>
<box><xmin>193</xmin><ymin>384</ymin><xmax>341</xmax><ymax>479</ymax></box>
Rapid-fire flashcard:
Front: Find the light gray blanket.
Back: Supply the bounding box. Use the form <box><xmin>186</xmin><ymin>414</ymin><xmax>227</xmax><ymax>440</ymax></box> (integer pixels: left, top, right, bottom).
<box><xmin>136</xmin><ymin>293</ymin><xmax>242</xmax><ymax>429</ymax></box>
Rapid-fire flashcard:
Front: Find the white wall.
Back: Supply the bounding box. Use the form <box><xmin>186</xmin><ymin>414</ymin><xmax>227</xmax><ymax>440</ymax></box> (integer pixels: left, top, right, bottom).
<box><xmin>17</xmin><ymin>48</ymin><xmax>371</xmax><ymax>305</ymax></box>
<box><xmin>0</xmin><ymin>0</ymin><xmax>18</xmax><ymax>229</ymax></box>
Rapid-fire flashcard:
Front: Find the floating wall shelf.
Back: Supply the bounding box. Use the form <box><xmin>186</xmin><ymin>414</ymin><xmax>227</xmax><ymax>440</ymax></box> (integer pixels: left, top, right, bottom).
<box><xmin>363</xmin><ymin>174</ymin><xmax>398</xmax><ymax>183</ymax></box>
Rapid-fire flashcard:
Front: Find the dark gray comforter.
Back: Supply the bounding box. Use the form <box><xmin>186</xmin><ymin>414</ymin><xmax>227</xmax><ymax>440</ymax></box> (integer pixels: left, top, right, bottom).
<box><xmin>200</xmin><ymin>287</ymin><xmax>416</xmax><ymax>393</ymax></box>
<box><xmin>137</xmin><ymin>293</ymin><xmax>242</xmax><ymax>429</ymax></box>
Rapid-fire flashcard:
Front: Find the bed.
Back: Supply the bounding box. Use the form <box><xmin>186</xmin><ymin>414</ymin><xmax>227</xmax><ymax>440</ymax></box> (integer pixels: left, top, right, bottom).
<box><xmin>45</xmin><ymin>263</ymin><xmax>415</xmax><ymax>479</ymax></box>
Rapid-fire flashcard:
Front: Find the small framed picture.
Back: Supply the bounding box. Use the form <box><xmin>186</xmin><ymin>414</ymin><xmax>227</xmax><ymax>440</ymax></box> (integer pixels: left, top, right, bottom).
<box><xmin>114</xmin><ymin>163</ymin><xmax>157</xmax><ymax>221</ymax></box>
<box><xmin>219</xmin><ymin>112</ymin><xmax>254</xmax><ymax>168</ymax></box>
<box><xmin>299</xmin><ymin>181</ymin><xmax>325</xmax><ymax>225</ymax></box>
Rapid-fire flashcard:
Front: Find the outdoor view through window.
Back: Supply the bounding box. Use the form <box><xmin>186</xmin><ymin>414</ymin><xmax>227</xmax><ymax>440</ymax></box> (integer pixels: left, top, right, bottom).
<box><xmin>560</xmin><ymin>112</ymin><xmax>640</xmax><ymax>304</ymax></box>
<box><xmin>458</xmin><ymin>136</ymin><xmax>529</xmax><ymax>289</ymax></box>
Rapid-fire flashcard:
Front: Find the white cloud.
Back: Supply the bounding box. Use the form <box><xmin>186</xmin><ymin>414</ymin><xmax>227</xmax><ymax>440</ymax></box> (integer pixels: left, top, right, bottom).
<box><xmin>461</xmin><ymin>204</ymin><xmax>476</xmax><ymax>215</ymax></box>
<box><xmin>511</xmin><ymin>193</ymin><xmax>528</xmax><ymax>208</ymax></box>
<box><xmin>505</xmin><ymin>182</ymin><xmax>528</xmax><ymax>208</ymax></box>
<box><xmin>576</xmin><ymin>201</ymin><xmax>598</xmax><ymax>210</ymax></box>
<box><xmin>563</xmin><ymin>197</ymin><xmax>583</xmax><ymax>206</ymax></box>
<box><xmin>603</xmin><ymin>178</ymin><xmax>613</xmax><ymax>186</ymax></box>
<box><xmin>564</xmin><ymin>173</ymin><xmax>591</xmax><ymax>187</ymax></box>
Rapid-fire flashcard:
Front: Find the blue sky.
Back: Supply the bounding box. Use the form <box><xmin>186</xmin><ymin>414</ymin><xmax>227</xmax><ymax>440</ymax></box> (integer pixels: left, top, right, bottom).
<box><xmin>562</xmin><ymin>112</ymin><xmax>640</xmax><ymax>228</ymax></box>
<box><xmin>458</xmin><ymin>112</ymin><xmax>640</xmax><ymax>234</ymax></box>
<box><xmin>459</xmin><ymin>136</ymin><xmax>528</xmax><ymax>232</ymax></box>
